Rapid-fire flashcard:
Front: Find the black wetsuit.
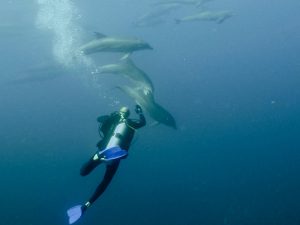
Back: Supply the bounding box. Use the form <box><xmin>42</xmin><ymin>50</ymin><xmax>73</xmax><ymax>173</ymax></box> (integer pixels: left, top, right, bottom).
<box><xmin>80</xmin><ymin>111</ymin><xmax>146</xmax><ymax>207</ymax></box>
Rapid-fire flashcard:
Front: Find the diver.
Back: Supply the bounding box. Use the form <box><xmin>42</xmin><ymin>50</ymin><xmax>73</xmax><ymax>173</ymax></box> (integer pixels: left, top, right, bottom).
<box><xmin>67</xmin><ymin>105</ymin><xmax>146</xmax><ymax>224</ymax></box>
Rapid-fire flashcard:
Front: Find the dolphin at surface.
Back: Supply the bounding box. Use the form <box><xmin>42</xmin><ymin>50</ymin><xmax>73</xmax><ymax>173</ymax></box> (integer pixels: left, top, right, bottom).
<box><xmin>79</xmin><ymin>33</ymin><xmax>153</xmax><ymax>55</ymax></box>
<box><xmin>94</xmin><ymin>57</ymin><xmax>154</xmax><ymax>93</ymax></box>
<box><xmin>117</xmin><ymin>85</ymin><xmax>177</xmax><ymax>129</ymax></box>
<box><xmin>175</xmin><ymin>10</ymin><xmax>233</xmax><ymax>24</ymax></box>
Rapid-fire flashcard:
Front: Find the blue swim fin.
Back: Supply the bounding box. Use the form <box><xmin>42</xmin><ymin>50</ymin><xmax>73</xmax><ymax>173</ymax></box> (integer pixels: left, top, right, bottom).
<box><xmin>98</xmin><ymin>146</ymin><xmax>128</xmax><ymax>162</ymax></box>
<box><xmin>67</xmin><ymin>205</ymin><xmax>82</xmax><ymax>224</ymax></box>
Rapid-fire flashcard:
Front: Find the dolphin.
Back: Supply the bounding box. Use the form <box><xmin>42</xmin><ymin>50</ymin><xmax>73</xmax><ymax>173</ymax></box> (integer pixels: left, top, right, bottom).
<box><xmin>117</xmin><ymin>85</ymin><xmax>177</xmax><ymax>129</ymax></box>
<box><xmin>79</xmin><ymin>33</ymin><xmax>153</xmax><ymax>55</ymax></box>
<box><xmin>6</xmin><ymin>73</ymin><xmax>63</xmax><ymax>85</ymax></box>
<box><xmin>6</xmin><ymin>62</ymin><xmax>67</xmax><ymax>85</ymax></box>
<box><xmin>175</xmin><ymin>10</ymin><xmax>233</xmax><ymax>24</ymax></box>
<box><xmin>95</xmin><ymin>57</ymin><xmax>154</xmax><ymax>93</ymax></box>
<box><xmin>133</xmin><ymin>4</ymin><xmax>180</xmax><ymax>28</ymax></box>
<box><xmin>152</xmin><ymin>0</ymin><xmax>210</xmax><ymax>7</ymax></box>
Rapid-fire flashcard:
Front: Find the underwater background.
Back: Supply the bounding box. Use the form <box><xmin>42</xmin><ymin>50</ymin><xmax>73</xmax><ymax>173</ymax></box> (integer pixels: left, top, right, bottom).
<box><xmin>0</xmin><ymin>0</ymin><xmax>300</xmax><ymax>225</ymax></box>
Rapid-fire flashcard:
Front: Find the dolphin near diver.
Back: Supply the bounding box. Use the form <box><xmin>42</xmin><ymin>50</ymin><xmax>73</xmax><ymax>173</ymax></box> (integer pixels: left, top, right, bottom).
<box><xmin>79</xmin><ymin>32</ymin><xmax>153</xmax><ymax>55</ymax></box>
<box><xmin>117</xmin><ymin>85</ymin><xmax>177</xmax><ymax>129</ymax></box>
<box><xmin>94</xmin><ymin>56</ymin><xmax>154</xmax><ymax>93</ymax></box>
<box><xmin>175</xmin><ymin>10</ymin><xmax>233</xmax><ymax>24</ymax></box>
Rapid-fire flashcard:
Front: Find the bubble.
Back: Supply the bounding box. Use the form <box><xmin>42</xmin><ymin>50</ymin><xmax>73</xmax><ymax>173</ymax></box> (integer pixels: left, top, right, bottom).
<box><xmin>35</xmin><ymin>0</ymin><xmax>93</xmax><ymax>68</ymax></box>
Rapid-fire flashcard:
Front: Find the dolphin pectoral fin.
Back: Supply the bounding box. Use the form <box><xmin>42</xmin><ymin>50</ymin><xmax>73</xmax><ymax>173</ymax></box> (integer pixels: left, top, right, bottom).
<box><xmin>216</xmin><ymin>16</ymin><xmax>228</xmax><ymax>24</ymax></box>
<box><xmin>94</xmin><ymin>32</ymin><xmax>107</xmax><ymax>39</ymax></box>
<box><xmin>121</xmin><ymin>55</ymin><xmax>135</xmax><ymax>68</ymax></box>
<box><xmin>120</xmin><ymin>53</ymin><xmax>131</xmax><ymax>60</ymax></box>
<box><xmin>216</xmin><ymin>18</ymin><xmax>224</xmax><ymax>24</ymax></box>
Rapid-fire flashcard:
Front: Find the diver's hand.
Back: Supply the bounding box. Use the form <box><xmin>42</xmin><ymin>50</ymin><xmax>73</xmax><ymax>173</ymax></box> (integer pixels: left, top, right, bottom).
<box><xmin>135</xmin><ymin>105</ymin><xmax>143</xmax><ymax>114</ymax></box>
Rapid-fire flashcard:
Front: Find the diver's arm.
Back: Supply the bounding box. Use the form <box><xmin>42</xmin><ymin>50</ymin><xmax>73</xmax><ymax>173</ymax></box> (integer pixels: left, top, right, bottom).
<box><xmin>127</xmin><ymin>113</ymin><xmax>146</xmax><ymax>129</ymax></box>
<box><xmin>129</xmin><ymin>113</ymin><xmax>146</xmax><ymax>129</ymax></box>
<box><xmin>127</xmin><ymin>105</ymin><xmax>146</xmax><ymax>129</ymax></box>
<box><xmin>82</xmin><ymin>161</ymin><xmax>120</xmax><ymax>212</ymax></box>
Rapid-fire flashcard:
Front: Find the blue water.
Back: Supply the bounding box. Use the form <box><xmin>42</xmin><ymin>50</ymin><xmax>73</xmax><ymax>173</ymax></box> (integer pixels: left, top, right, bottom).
<box><xmin>0</xmin><ymin>0</ymin><xmax>300</xmax><ymax>225</ymax></box>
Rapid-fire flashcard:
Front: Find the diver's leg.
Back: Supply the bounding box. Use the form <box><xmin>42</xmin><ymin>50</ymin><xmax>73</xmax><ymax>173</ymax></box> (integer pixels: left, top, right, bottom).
<box><xmin>87</xmin><ymin>161</ymin><xmax>120</xmax><ymax>205</ymax></box>
<box><xmin>80</xmin><ymin>153</ymin><xmax>102</xmax><ymax>176</ymax></box>
<box><xmin>80</xmin><ymin>140</ymin><xmax>106</xmax><ymax>176</ymax></box>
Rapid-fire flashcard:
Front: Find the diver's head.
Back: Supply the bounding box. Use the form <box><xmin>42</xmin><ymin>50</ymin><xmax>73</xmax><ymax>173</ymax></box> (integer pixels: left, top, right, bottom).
<box><xmin>119</xmin><ymin>106</ymin><xmax>130</xmax><ymax>119</ymax></box>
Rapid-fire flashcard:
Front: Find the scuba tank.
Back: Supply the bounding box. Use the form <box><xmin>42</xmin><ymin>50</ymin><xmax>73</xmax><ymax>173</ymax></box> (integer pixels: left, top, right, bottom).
<box><xmin>98</xmin><ymin>117</ymin><xmax>133</xmax><ymax>163</ymax></box>
<box><xmin>105</xmin><ymin>121</ymin><xmax>129</xmax><ymax>149</ymax></box>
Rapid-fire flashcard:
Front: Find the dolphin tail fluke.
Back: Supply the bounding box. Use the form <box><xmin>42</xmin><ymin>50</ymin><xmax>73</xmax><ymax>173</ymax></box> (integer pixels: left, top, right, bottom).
<box><xmin>175</xmin><ymin>19</ymin><xmax>181</xmax><ymax>24</ymax></box>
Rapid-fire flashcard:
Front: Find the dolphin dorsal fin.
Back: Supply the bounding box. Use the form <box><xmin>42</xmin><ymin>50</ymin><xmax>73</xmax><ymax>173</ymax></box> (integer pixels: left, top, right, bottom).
<box><xmin>120</xmin><ymin>53</ymin><xmax>135</xmax><ymax>67</ymax></box>
<box><xmin>120</xmin><ymin>53</ymin><xmax>131</xmax><ymax>61</ymax></box>
<box><xmin>94</xmin><ymin>32</ymin><xmax>107</xmax><ymax>39</ymax></box>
